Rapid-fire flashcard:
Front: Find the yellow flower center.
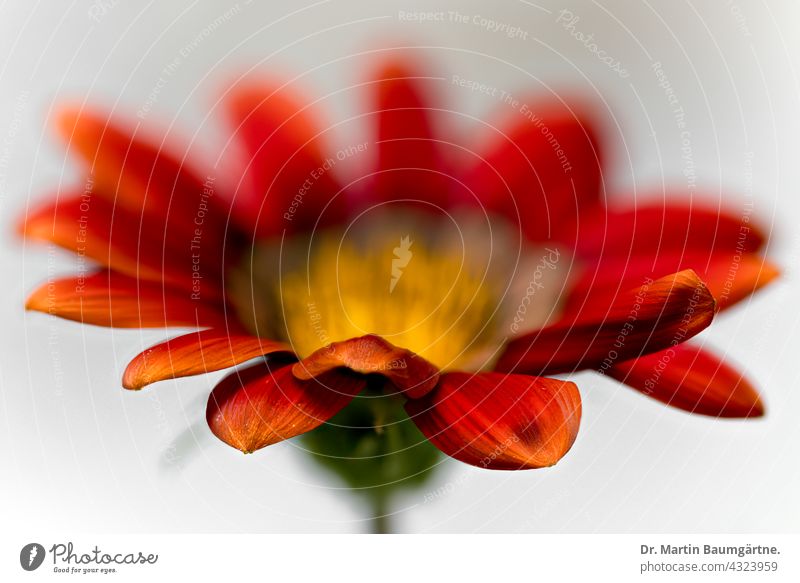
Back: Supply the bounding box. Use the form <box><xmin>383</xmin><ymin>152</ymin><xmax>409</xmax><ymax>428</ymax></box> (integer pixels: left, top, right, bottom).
<box><xmin>229</xmin><ymin>211</ymin><xmax>568</xmax><ymax>371</ymax></box>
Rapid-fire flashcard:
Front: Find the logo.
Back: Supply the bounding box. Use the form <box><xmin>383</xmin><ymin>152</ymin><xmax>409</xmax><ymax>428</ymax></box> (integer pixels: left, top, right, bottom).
<box><xmin>390</xmin><ymin>235</ymin><xmax>413</xmax><ymax>293</ymax></box>
<box><xmin>20</xmin><ymin>543</ymin><xmax>46</xmax><ymax>571</ymax></box>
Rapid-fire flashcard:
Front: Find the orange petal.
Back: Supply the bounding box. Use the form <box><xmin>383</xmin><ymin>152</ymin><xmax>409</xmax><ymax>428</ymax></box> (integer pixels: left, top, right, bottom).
<box><xmin>21</xmin><ymin>194</ymin><xmax>228</xmax><ymax>299</ymax></box>
<box><xmin>496</xmin><ymin>270</ymin><xmax>716</xmax><ymax>375</ymax></box>
<box><xmin>207</xmin><ymin>361</ymin><xmax>365</xmax><ymax>453</ymax></box>
<box><xmin>56</xmin><ymin>107</ymin><xmax>235</xmax><ymax>246</ymax></box>
<box><xmin>292</xmin><ymin>334</ymin><xmax>440</xmax><ymax>399</ymax></box>
<box><xmin>123</xmin><ymin>329</ymin><xmax>292</xmax><ymax>389</ymax></box>
<box><xmin>25</xmin><ymin>270</ymin><xmax>227</xmax><ymax>328</ymax></box>
<box><xmin>22</xmin><ymin>194</ymin><xmax>165</xmax><ymax>283</ymax></box>
<box><xmin>566</xmin><ymin>252</ymin><xmax>779</xmax><ymax>314</ymax></box>
<box><xmin>609</xmin><ymin>343</ymin><xmax>764</xmax><ymax>418</ymax></box>
<box><xmin>405</xmin><ymin>372</ymin><xmax>581</xmax><ymax>469</ymax></box>
<box><xmin>702</xmin><ymin>255</ymin><xmax>780</xmax><ymax>311</ymax></box>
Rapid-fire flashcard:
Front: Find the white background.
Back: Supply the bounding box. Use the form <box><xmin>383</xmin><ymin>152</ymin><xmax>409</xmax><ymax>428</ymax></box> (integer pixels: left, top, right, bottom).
<box><xmin>1</xmin><ymin>0</ymin><xmax>799</xmax><ymax>534</ymax></box>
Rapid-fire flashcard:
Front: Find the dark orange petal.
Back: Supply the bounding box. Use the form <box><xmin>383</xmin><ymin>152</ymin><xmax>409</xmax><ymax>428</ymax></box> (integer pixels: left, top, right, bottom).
<box><xmin>405</xmin><ymin>372</ymin><xmax>581</xmax><ymax>470</ymax></box>
<box><xmin>496</xmin><ymin>270</ymin><xmax>716</xmax><ymax>375</ymax></box>
<box><xmin>463</xmin><ymin>97</ymin><xmax>602</xmax><ymax>242</ymax></box>
<box><xmin>25</xmin><ymin>270</ymin><xmax>227</xmax><ymax>328</ymax></box>
<box><xmin>292</xmin><ymin>334</ymin><xmax>440</xmax><ymax>399</ymax></box>
<box><xmin>56</xmin><ymin>107</ymin><xmax>235</xmax><ymax>245</ymax></box>
<box><xmin>224</xmin><ymin>82</ymin><xmax>345</xmax><ymax>237</ymax></box>
<box><xmin>23</xmin><ymin>194</ymin><xmax>164</xmax><ymax>283</ymax></box>
<box><xmin>370</xmin><ymin>60</ymin><xmax>451</xmax><ymax>206</ymax></box>
<box><xmin>123</xmin><ymin>329</ymin><xmax>292</xmax><ymax>390</ymax></box>
<box><xmin>21</xmin><ymin>194</ymin><xmax>227</xmax><ymax>299</ymax></box>
<box><xmin>609</xmin><ymin>343</ymin><xmax>764</xmax><ymax>418</ymax></box>
<box><xmin>566</xmin><ymin>252</ymin><xmax>779</xmax><ymax>314</ymax></box>
<box><xmin>574</xmin><ymin>201</ymin><xmax>766</xmax><ymax>259</ymax></box>
<box><xmin>207</xmin><ymin>361</ymin><xmax>365</xmax><ymax>453</ymax></box>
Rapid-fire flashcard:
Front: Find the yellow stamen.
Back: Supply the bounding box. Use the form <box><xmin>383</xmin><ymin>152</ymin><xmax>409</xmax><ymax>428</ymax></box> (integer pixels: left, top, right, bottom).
<box><xmin>228</xmin><ymin>212</ymin><xmax>569</xmax><ymax>372</ymax></box>
<box><xmin>278</xmin><ymin>234</ymin><xmax>499</xmax><ymax>370</ymax></box>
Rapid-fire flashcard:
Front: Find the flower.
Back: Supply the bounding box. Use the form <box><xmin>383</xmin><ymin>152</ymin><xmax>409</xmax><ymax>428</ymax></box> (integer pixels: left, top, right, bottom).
<box><xmin>21</xmin><ymin>57</ymin><xmax>778</xmax><ymax>472</ymax></box>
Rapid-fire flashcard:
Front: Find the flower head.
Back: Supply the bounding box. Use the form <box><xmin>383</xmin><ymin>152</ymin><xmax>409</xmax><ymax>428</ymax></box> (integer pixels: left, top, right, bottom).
<box><xmin>21</xmin><ymin>56</ymin><xmax>777</xmax><ymax>473</ymax></box>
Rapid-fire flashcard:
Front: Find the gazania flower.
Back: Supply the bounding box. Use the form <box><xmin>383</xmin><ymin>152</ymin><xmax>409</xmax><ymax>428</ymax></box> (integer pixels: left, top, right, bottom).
<box><xmin>21</xmin><ymin>57</ymin><xmax>777</xmax><ymax>476</ymax></box>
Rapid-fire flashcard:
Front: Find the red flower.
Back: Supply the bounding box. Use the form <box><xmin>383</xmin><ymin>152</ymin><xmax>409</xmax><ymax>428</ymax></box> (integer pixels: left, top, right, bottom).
<box><xmin>21</xmin><ymin>57</ymin><xmax>777</xmax><ymax>470</ymax></box>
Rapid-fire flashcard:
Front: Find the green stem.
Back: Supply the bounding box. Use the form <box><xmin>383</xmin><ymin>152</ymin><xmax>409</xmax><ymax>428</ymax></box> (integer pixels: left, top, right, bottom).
<box><xmin>302</xmin><ymin>383</ymin><xmax>440</xmax><ymax>534</ymax></box>
<box><xmin>369</xmin><ymin>495</ymin><xmax>391</xmax><ymax>534</ymax></box>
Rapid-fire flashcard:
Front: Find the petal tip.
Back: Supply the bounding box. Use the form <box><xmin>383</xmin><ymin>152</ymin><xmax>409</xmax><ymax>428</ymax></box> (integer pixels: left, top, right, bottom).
<box><xmin>54</xmin><ymin>105</ymin><xmax>83</xmax><ymax>141</ymax></box>
<box><xmin>755</xmin><ymin>260</ymin><xmax>781</xmax><ymax>292</ymax></box>
<box><xmin>738</xmin><ymin>388</ymin><xmax>766</xmax><ymax>419</ymax></box>
<box><xmin>121</xmin><ymin>373</ymin><xmax>146</xmax><ymax>391</ymax></box>
<box><xmin>24</xmin><ymin>288</ymin><xmax>47</xmax><ymax>313</ymax></box>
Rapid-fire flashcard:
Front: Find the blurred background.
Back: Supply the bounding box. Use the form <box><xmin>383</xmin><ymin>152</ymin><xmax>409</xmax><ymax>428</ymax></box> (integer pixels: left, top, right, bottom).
<box><xmin>1</xmin><ymin>0</ymin><xmax>799</xmax><ymax>533</ymax></box>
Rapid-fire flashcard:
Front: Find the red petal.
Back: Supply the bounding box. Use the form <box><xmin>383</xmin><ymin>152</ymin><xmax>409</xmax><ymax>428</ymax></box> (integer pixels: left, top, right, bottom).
<box><xmin>207</xmin><ymin>361</ymin><xmax>365</xmax><ymax>453</ymax></box>
<box><xmin>56</xmin><ymin>107</ymin><xmax>236</xmax><ymax>246</ymax></box>
<box><xmin>567</xmin><ymin>252</ymin><xmax>779</xmax><ymax>313</ymax></box>
<box><xmin>123</xmin><ymin>329</ymin><xmax>292</xmax><ymax>389</ymax></box>
<box><xmin>462</xmin><ymin>98</ymin><xmax>602</xmax><ymax>241</ymax></box>
<box><xmin>224</xmin><ymin>82</ymin><xmax>345</xmax><ymax>237</ymax></box>
<box><xmin>609</xmin><ymin>343</ymin><xmax>764</xmax><ymax>418</ymax></box>
<box><xmin>292</xmin><ymin>334</ymin><xmax>440</xmax><ymax>399</ymax></box>
<box><xmin>22</xmin><ymin>194</ymin><xmax>226</xmax><ymax>297</ymax></box>
<box><xmin>405</xmin><ymin>372</ymin><xmax>581</xmax><ymax>469</ymax></box>
<box><xmin>370</xmin><ymin>61</ymin><xmax>452</xmax><ymax>207</ymax></box>
<box><xmin>574</xmin><ymin>201</ymin><xmax>766</xmax><ymax>259</ymax></box>
<box><xmin>25</xmin><ymin>270</ymin><xmax>227</xmax><ymax>328</ymax></box>
<box><xmin>496</xmin><ymin>270</ymin><xmax>716</xmax><ymax>375</ymax></box>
